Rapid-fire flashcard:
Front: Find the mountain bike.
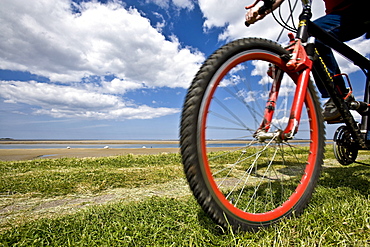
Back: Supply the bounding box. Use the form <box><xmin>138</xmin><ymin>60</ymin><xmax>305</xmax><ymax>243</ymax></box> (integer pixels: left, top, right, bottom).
<box><xmin>180</xmin><ymin>0</ymin><xmax>370</xmax><ymax>231</ymax></box>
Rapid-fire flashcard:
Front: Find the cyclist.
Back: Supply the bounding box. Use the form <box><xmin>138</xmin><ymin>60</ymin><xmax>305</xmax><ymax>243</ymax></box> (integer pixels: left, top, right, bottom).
<box><xmin>246</xmin><ymin>0</ymin><xmax>370</xmax><ymax>122</ymax></box>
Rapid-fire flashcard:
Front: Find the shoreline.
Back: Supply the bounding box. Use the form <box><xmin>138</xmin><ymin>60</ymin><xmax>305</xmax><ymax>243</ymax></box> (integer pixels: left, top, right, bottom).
<box><xmin>0</xmin><ymin>140</ymin><xmax>180</xmax><ymax>145</ymax></box>
<box><xmin>0</xmin><ymin>140</ymin><xmax>318</xmax><ymax>161</ymax></box>
<box><xmin>0</xmin><ymin>146</ymin><xmax>244</xmax><ymax>162</ymax></box>
<box><xmin>0</xmin><ymin>139</ymin><xmax>314</xmax><ymax>145</ymax></box>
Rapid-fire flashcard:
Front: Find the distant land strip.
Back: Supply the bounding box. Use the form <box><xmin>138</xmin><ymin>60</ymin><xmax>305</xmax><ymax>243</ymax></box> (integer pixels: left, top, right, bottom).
<box><xmin>0</xmin><ymin>139</ymin><xmax>317</xmax><ymax>145</ymax></box>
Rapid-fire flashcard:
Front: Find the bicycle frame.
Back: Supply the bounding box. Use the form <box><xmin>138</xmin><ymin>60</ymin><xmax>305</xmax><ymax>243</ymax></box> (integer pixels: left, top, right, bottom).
<box><xmin>308</xmin><ymin>20</ymin><xmax>370</xmax><ymax>149</ymax></box>
<box><xmin>256</xmin><ymin>0</ymin><xmax>370</xmax><ymax>149</ymax></box>
<box><xmin>179</xmin><ymin>0</ymin><xmax>367</xmax><ymax>231</ymax></box>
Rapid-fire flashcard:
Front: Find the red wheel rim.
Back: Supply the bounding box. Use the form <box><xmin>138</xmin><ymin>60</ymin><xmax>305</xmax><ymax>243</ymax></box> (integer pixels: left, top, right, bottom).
<box><xmin>198</xmin><ymin>51</ymin><xmax>319</xmax><ymax>222</ymax></box>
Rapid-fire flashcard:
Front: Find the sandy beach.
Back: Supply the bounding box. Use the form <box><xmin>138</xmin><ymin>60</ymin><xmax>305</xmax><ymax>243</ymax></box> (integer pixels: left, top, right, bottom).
<box><xmin>0</xmin><ymin>139</ymin><xmax>313</xmax><ymax>161</ymax></box>
<box><xmin>0</xmin><ymin>140</ymin><xmax>180</xmax><ymax>145</ymax></box>
<box><xmin>0</xmin><ymin>148</ymin><xmax>182</xmax><ymax>161</ymax></box>
<box><xmin>0</xmin><ymin>140</ymin><xmax>181</xmax><ymax>161</ymax></box>
<box><xmin>0</xmin><ymin>140</ymin><xmax>244</xmax><ymax>161</ymax></box>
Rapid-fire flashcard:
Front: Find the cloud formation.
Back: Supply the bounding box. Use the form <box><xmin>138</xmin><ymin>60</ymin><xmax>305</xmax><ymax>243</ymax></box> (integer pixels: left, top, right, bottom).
<box><xmin>0</xmin><ymin>0</ymin><xmax>203</xmax><ymax>120</ymax></box>
<box><xmin>146</xmin><ymin>0</ymin><xmax>194</xmax><ymax>10</ymax></box>
<box><xmin>199</xmin><ymin>0</ymin><xmax>370</xmax><ymax>72</ymax></box>
<box><xmin>198</xmin><ymin>0</ymin><xmax>326</xmax><ymax>41</ymax></box>
<box><xmin>0</xmin><ymin>0</ymin><xmax>204</xmax><ymax>86</ymax></box>
<box><xmin>0</xmin><ymin>80</ymin><xmax>179</xmax><ymax>119</ymax></box>
<box><xmin>1</xmin><ymin>0</ymin><xmax>369</xmax><ymax>124</ymax></box>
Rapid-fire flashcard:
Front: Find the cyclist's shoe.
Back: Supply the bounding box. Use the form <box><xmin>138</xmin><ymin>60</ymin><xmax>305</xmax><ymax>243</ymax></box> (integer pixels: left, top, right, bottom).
<box><xmin>322</xmin><ymin>98</ymin><xmax>340</xmax><ymax>121</ymax></box>
<box><xmin>322</xmin><ymin>94</ymin><xmax>355</xmax><ymax>123</ymax></box>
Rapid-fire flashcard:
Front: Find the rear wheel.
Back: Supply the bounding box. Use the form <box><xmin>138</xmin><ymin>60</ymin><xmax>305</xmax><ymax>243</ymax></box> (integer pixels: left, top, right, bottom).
<box><xmin>180</xmin><ymin>38</ymin><xmax>325</xmax><ymax>231</ymax></box>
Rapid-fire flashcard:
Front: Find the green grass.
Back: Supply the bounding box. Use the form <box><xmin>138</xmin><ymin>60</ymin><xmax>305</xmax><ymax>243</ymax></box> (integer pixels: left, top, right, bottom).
<box><xmin>0</xmin><ymin>151</ymin><xmax>369</xmax><ymax>246</ymax></box>
<box><xmin>0</xmin><ymin>154</ymin><xmax>183</xmax><ymax>197</ymax></box>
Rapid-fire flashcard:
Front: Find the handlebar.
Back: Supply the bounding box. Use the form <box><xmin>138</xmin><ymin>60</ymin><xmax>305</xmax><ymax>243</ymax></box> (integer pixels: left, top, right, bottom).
<box><xmin>245</xmin><ymin>0</ymin><xmax>275</xmax><ymax>27</ymax></box>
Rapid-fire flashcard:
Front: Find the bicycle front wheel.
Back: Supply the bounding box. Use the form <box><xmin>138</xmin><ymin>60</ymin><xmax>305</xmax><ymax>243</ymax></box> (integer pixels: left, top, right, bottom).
<box><xmin>180</xmin><ymin>38</ymin><xmax>325</xmax><ymax>231</ymax></box>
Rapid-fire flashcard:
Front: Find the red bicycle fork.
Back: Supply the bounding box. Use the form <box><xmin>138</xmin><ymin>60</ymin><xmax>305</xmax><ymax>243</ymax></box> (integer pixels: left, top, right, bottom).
<box><xmin>255</xmin><ymin>35</ymin><xmax>313</xmax><ymax>142</ymax></box>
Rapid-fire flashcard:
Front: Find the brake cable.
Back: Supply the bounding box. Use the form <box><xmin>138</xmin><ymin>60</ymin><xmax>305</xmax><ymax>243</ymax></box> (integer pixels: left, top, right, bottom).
<box><xmin>272</xmin><ymin>0</ymin><xmax>299</xmax><ymax>42</ymax></box>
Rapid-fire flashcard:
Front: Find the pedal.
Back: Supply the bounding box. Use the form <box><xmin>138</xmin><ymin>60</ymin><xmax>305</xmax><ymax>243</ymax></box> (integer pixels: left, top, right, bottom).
<box><xmin>349</xmin><ymin>101</ymin><xmax>370</xmax><ymax>115</ymax></box>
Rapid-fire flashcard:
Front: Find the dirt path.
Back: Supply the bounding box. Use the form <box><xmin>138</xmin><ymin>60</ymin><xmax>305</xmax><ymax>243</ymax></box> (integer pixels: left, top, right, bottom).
<box><xmin>0</xmin><ymin>178</ymin><xmax>191</xmax><ymax>231</ymax></box>
<box><xmin>2</xmin><ymin>155</ymin><xmax>366</xmax><ymax>232</ymax></box>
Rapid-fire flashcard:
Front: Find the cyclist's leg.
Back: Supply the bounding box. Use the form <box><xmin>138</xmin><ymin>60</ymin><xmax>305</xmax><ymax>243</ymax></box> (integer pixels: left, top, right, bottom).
<box><xmin>313</xmin><ymin>14</ymin><xmax>348</xmax><ymax>97</ymax></box>
<box><xmin>313</xmin><ymin>13</ymin><xmax>367</xmax><ymax>120</ymax></box>
<box><xmin>313</xmin><ymin>13</ymin><xmax>367</xmax><ymax>93</ymax></box>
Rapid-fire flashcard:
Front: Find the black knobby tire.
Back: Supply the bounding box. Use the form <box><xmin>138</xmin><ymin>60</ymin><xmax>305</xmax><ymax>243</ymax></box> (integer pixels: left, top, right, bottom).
<box><xmin>180</xmin><ymin>38</ymin><xmax>325</xmax><ymax>231</ymax></box>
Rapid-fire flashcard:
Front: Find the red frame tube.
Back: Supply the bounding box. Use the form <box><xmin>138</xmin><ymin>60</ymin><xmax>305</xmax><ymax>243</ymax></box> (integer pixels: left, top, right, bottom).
<box><xmin>259</xmin><ymin>36</ymin><xmax>313</xmax><ymax>140</ymax></box>
<box><xmin>259</xmin><ymin>67</ymin><xmax>283</xmax><ymax>133</ymax></box>
<box><xmin>282</xmin><ymin>68</ymin><xmax>311</xmax><ymax>138</ymax></box>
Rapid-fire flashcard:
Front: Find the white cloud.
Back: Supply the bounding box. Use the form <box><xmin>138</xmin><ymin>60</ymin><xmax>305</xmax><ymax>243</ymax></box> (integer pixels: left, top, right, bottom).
<box><xmin>100</xmin><ymin>78</ymin><xmax>144</xmax><ymax>94</ymax></box>
<box><xmin>335</xmin><ymin>37</ymin><xmax>370</xmax><ymax>74</ymax></box>
<box><xmin>0</xmin><ymin>0</ymin><xmax>203</xmax><ymax>121</ymax></box>
<box><xmin>153</xmin><ymin>12</ymin><xmax>166</xmax><ymax>32</ymax></box>
<box><xmin>198</xmin><ymin>0</ymin><xmax>370</xmax><ymax>79</ymax></box>
<box><xmin>146</xmin><ymin>0</ymin><xmax>170</xmax><ymax>9</ymax></box>
<box><xmin>198</xmin><ymin>0</ymin><xmax>326</xmax><ymax>42</ymax></box>
<box><xmin>199</xmin><ymin>0</ymin><xmax>244</xmax><ymax>31</ymax></box>
<box><xmin>0</xmin><ymin>80</ymin><xmax>179</xmax><ymax>120</ymax></box>
<box><xmin>0</xmin><ymin>0</ymin><xmax>204</xmax><ymax>87</ymax></box>
<box><xmin>172</xmin><ymin>0</ymin><xmax>194</xmax><ymax>10</ymax></box>
<box><xmin>146</xmin><ymin>0</ymin><xmax>194</xmax><ymax>10</ymax></box>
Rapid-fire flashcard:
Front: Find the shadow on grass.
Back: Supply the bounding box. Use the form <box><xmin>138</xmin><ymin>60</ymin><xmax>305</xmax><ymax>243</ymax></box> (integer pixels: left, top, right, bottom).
<box><xmin>319</xmin><ymin>164</ymin><xmax>370</xmax><ymax>195</ymax></box>
<box><xmin>196</xmin><ymin>209</ymin><xmax>227</xmax><ymax>235</ymax></box>
<box><xmin>194</xmin><ymin>163</ymin><xmax>370</xmax><ymax>235</ymax></box>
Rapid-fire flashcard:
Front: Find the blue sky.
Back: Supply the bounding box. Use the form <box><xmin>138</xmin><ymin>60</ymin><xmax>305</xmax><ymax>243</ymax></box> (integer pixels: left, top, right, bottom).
<box><xmin>1</xmin><ymin>0</ymin><xmax>369</xmax><ymax>140</ymax></box>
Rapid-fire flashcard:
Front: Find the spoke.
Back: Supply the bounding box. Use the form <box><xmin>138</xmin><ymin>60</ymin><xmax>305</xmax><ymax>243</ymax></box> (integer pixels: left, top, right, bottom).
<box><xmin>212</xmin><ymin>140</ymin><xmax>260</xmax><ymax>177</ymax></box>
<box><xmin>209</xmin><ymin>141</ymin><xmax>257</xmax><ymax>162</ymax></box>
<box><xmin>209</xmin><ymin>111</ymin><xmax>246</xmax><ymax>128</ymax></box>
<box><xmin>213</xmin><ymin>142</ymin><xmax>266</xmax><ymax>193</ymax></box>
<box><xmin>207</xmin><ymin>126</ymin><xmax>255</xmax><ymax>131</ymax></box>
<box><xmin>213</xmin><ymin>97</ymin><xmax>251</xmax><ymax>130</ymax></box>
<box><xmin>223</xmin><ymin>137</ymin><xmax>278</xmax><ymax>207</ymax></box>
<box><xmin>279</xmin><ymin>142</ymin><xmax>308</xmax><ymax>176</ymax></box>
<box><xmin>222</xmin><ymin>86</ymin><xmax>263</xmax><ymax>127</ymax></box>
<box><xmin>243</xmin><ymin>76</ymin><xmax>266</xmax><ymax>117</ymax></box>
<box><xmin>244</xmin><ymin>141</ymin><xmax>279</xmax><ymax>211</ymax></box>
